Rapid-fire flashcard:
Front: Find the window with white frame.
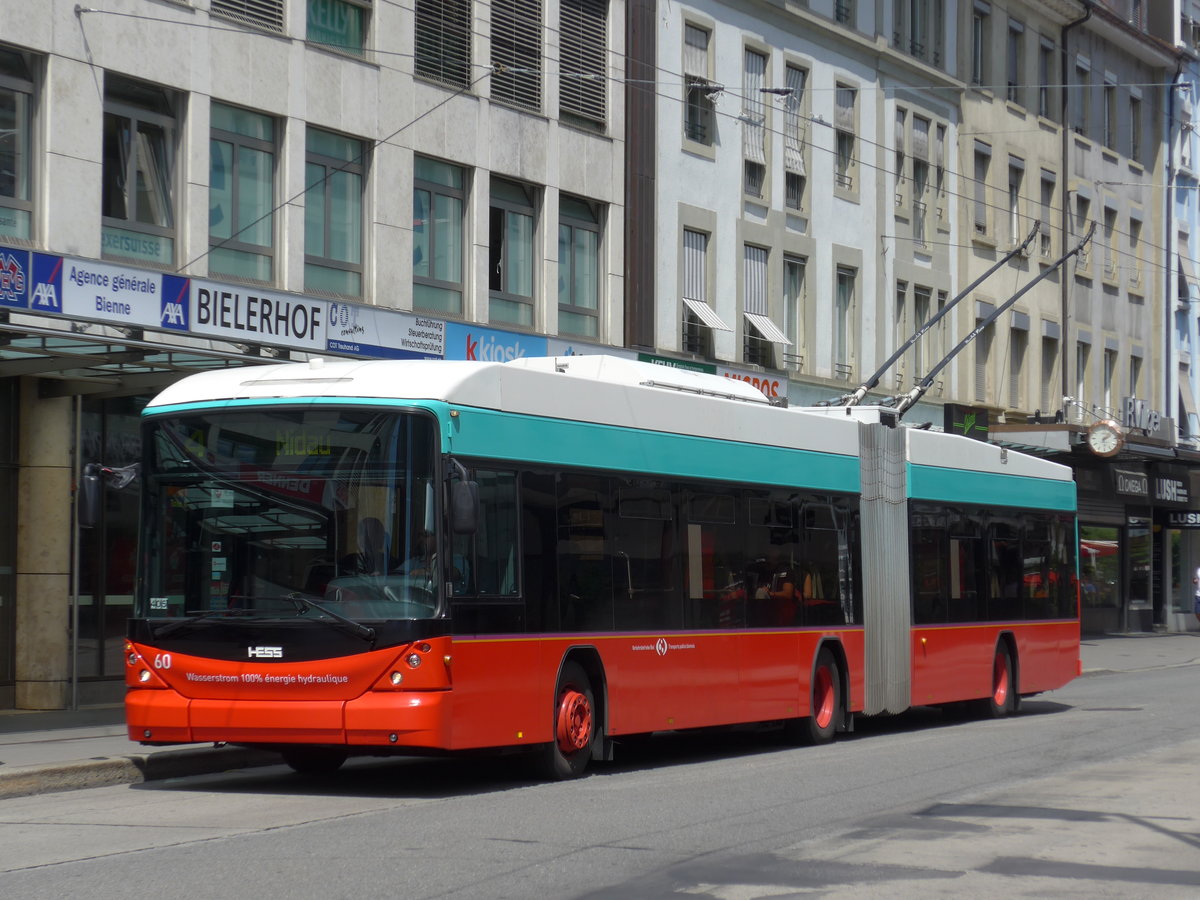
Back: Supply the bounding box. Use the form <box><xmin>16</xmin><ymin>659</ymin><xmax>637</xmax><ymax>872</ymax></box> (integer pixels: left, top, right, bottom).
<box><xmin>413</xmin><ymin>155</ymin><xmax>466</xmax><ymax>316</ymax></box>
<box><xmin>834</xmin><ymin>266</ymin><xmax>855</xmax><ymax>378</ymax></box>
<box><xmin>1128</xmin><ymin>215</ymin><xmax>1143</xmax><ymax>290</ymax></box>
<box><xmin>974</xmin><ymin>320</ymin><xmax>992</xmax><ymax>403</ymax></box>
<box><xmin>973</xmin><ymin>142</ymin><xmax>991</xmax><ymax>236</ymax></box>
<box><xmin>894</xmin><ymin>0</ymin><xmax>944</xmax><ymax>67</ymax></box>
<box><xmin>1075</xmin><ymin>340</ymin><xmax>1090</xmax><ymax>407</ymax></box>
<box><xmin>1008</xmin><ymin>156</ymin><xmax>1024</xmax><ymax>246</ymax></box>
<box><xmin>1006</xmin><ymin>19</ymin><xmax>1024</xmax><ymax>106</ymax></box>
<box><xmin>1041</xmin><ymin>335</ymin><xmax>1058</xmax><ymax>413</ymax></box>
<box><xmin>682</xmin><ymin>228</ymin><xmax>719</xmax><ymax>357</ymax></box>
<box><xmin>1009</xmin><ymin>325</ymin><xmax>1027</xmax><ymax>408</ymax></box>
<box><xmin>1129</xmin><ymin>91</ymin><xmax>1142</xmax><ymax>162</ymax></box>
<box><xmin>894</xmin><ymin>107</ymin><xmax>907</xmax><ymax>209</ymax></box>
<box><xmin>1103</xmin><ymin>76</ymin><xmax>1117</xmax><ymax>150</ymax></box>
<box><xmin>783</xmin><ymin>64</ymin><xmax>808</xmax><ymax>211</ymax></box>
<box><xmin>1129</xmin><ymin>353</ymin><xmax>1141</xmax><ymax>398</ymax></box>
<box><xmin>308</xmin><ymin>0</ymin><xmax>371</xmax><ymax>56</ymax></box>
<box><xmin>560</xmin><ymin>0</ymin><xmax>608</xmax><ymax>125</ymax></box>
<box><xmin>414</xmin><ymin>0</ymin><xmax>472</xmax><ymax>88</ymax></box>
<box><xmin>1103</xmin><ymin>207</ymin><xmax>1117</xmax><ymax>279</ymax></box>
<box><xmin>783</xmin><ymin>256</ymin><xmax>806</xmax><ymax>367</ymax></box>
<box><xmin>743</xmin><ymin>245</ymin><xmax>771</xmax><ymax>366</ymax></box>
<box><xmin>304</xmin><ymin>127</ymin><xmax>365</xmax><ymax>297</ymax></box>
<box><xmin>558</xmin><ymin>195</ymin><xmax>601</xmax><ymax>338</ymax></box>
<box><xmin>209</xmin><ymin>103</ymin><xmax>276</xmax><ymax>284</ymax></box>
<box><xmin>1038</xmin><ymin>36</ymin><xmax>1054</xmax><ymax>118</ymax></box>
<box><xmin>742</xmin><ymin>48</ymin><xmax>767</xmax><ymax>198</ymax></box>
<box><xmin>1103</xmin><ymin>348</ymin><xmax>1117</xmax><ymax>412</ymax></box>
<box><xmin>683</xmin><ymin>24</ymin><xmax>714</xmax><ymax>145</ymax></box>
<box><xmin>971</xmin><ymin>2</ymin><xmax>990</xmax><ymax>86</ymax></box>
<box><xmin>491</xmin><ymin>0</ymin><xmax>543</xmax><ymax>112</ymax></box>
<box><xmin>212</xmin><ymin>0</ymin><xmax>284</xmax><ymax>33</ymax></box>
<box><xmin>912</xmin><ymin>116</ymin><xmax>930</xmax><ymax>245</ymax></box>
<box><xmin>834</xmin><ymin>85</ymin><xmax>857</xmax><ymax>192</ymax></box>
<box><xmin>913</xmin><ymin>286</ymin><xmax>931</xmax><ymax>376</ymax></box>
<box><xmin>1039</xmin><ymin>170</ymin><xmax>1055</xmax><ymax>257</ymax></box>
<box><xmin>0</xmin><ymin>46</ymin><xmax>34</xmax><ymax>242</ymax></box>
<box><xmin>102</xmin><ymin>74</ymin><xmax>178</xmax><ymax>267</ymax></box>
<box><xmin>1073</xmin><ymin>58</ymin><xmax>1090</xmax><ymax>136</ymax></box>
<box><xmin>489</xmin><ymin>178</ymin><xmax>537</xmax><ymax>326</ymax></box>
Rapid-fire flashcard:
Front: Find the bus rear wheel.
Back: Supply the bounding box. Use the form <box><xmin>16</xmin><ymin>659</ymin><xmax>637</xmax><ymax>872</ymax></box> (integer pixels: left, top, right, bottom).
<box><xmin>281</xmin><ymin>746</ymin><xmax>347</xmax><ymax>776</ymax></box>
<box><xmin>538</xmin><ymin>660</ymin><xmax>595</xmax><ymax>780</ymax></box>
<box><xmin>784</xmin><ymin>647</ymin><xmax>840</xmax><ymax>745</ymax></box>
<box><xmin>980</xmin><ymin>645</ymin><xmax>1016</xmax><ymax>718</ymax></box>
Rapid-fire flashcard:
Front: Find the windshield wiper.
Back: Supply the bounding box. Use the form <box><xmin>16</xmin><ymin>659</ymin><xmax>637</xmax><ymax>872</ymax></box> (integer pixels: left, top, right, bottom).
<box><xmin>153</xmin><ymin>607</ymin><xmax>259</xmax><ymax>639</ymax></box>
<box><xmin>281</xmin><ymin>592</ymin><xmax>376</xmax><ymax>643</ymax></box>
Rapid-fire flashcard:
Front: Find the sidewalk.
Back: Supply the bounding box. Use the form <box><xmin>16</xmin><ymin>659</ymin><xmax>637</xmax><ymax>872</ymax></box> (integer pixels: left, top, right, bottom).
<box><xmin>1</xmin><ymin>633</ymin><xmax>1198</xmax><ymax>799</ymax></box>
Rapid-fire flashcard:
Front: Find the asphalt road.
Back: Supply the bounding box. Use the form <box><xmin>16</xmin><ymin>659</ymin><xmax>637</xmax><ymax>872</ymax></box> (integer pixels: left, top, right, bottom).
<box><xmin>1</xmin><ymin>662</ymin><xmax>1197</xmax><ymax>899</ymax></box>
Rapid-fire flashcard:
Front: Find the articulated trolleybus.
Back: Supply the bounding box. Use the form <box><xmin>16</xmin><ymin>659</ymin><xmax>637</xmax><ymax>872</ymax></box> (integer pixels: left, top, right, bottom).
<box><xmin>126</xmin><ymin>355</ymin><xmax>1079</xmax><ymax>777</ymax></box>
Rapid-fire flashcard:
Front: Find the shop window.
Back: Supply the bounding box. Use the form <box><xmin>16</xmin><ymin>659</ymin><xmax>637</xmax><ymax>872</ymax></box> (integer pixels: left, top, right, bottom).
<box><xmin>101</xmin><ymin>74</ymin><xmax>178</xmax><ymax>267</ymax></box>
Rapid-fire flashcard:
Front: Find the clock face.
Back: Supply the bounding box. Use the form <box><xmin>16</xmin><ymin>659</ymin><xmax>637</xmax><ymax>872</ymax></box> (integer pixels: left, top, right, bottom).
<box><xmin>1087</xmin><ymin>421</ymin><xmax>1122</xmax><ymax>456</ymax></box>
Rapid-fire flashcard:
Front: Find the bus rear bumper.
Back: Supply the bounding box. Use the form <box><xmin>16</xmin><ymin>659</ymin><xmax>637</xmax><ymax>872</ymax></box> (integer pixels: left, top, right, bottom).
<box><xmin>126</xmin><ymin>689</ymin><xmax>451</xmax><ymax>749</ymax></box>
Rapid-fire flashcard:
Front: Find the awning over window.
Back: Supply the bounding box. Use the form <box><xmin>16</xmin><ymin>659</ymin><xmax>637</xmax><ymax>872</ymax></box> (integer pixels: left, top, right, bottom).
<box><xmin>744</xmin><ymin>312</ymin><xmax>791</xmax><ymax>345</ymax></box>
<box><xmin>682</xmin><ymin>297</ymin><xmax>732</xmax><ymax>331</ymax></box>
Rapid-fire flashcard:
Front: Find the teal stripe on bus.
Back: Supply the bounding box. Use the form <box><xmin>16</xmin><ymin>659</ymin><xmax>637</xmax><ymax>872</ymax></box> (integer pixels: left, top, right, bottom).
<box><xmin>446</xmin><ymin>406</ymin><xmax>861</xmax><ymax>491</ymax></box>
<box><xmin>907</xmin><ymin>462</ymin><xmax>1076</xmax><ymax>512</ymax></box>
<box><xmin>146</xmin><ymin>397</ymin><xmax>861</xmax><ymax>492</ymax></box>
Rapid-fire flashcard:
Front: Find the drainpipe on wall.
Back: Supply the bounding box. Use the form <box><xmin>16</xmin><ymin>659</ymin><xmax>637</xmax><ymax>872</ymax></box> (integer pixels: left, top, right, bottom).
<box><xmin>1061</xmin><ymin>2</ymin><xmax>1092</xmax><ymax>418</ymax></box>
<box><xmin>1167</xmin><ymin>64</ymin><xmax>1183</xmax><ymax>452</ymax></box>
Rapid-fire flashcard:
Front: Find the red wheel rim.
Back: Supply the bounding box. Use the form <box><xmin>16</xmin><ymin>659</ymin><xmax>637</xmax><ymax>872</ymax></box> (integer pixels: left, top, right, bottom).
<box><xmin>555</xmin><ymin>688</ymin><xmax>592</xmax><ymax>753</ymax></box>
<box><xmin>813</xmin><ymin>665</ymin><xmax>835</xmax><ymax>729</ymax></box>
<box><xmin>992</xmin><ymin>653</ymin><xmax>1010</xmax><ymax>707</ymax></box>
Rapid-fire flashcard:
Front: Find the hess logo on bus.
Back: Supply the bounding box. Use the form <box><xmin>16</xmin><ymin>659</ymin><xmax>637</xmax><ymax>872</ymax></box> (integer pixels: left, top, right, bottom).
<box><xmin>248</xmin><ymin>646</ymin><xmax>283</xmax><ymax>659</ymax></box>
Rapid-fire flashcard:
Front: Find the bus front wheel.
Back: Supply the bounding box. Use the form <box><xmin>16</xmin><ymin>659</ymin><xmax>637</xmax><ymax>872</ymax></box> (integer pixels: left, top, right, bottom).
<box><xmin>538</xmin><ymin>660</ymin><xmax>595</xmax><ymax>780</ymax></box>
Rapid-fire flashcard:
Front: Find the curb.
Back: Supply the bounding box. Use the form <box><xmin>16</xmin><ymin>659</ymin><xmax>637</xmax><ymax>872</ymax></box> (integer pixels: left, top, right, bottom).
<box><xmin>0</xmin><ymin>746</ymin><xmax>280</xmax><ymax>800</ymax></box>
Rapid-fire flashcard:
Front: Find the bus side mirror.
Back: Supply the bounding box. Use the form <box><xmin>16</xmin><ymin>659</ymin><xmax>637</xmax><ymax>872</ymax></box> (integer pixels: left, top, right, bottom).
<box><xmin>451</xmin><ymin>480</ymin><xmax>479</xmax><ymax>535</ymax></box>
<box><xmin>79</xmin><ymin>463</ymin><xmax>102</xmax><ymax>529</ymax></box>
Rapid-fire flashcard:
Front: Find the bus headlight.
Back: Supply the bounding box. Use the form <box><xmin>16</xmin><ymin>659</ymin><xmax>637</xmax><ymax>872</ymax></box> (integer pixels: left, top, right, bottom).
<box><xmin>406</xmin><ymin>654</ymin><xmax>422</xmax><ymax>668</ymax></box>
<box><xmin>390</xmin><ymin>671</ymin><xmax>403</xmax><ymax>685</ymax></box>
<box><xmin>138</xmin><ymin>669</ymin><xmax>152</xmax><ymax>683</ymax></box>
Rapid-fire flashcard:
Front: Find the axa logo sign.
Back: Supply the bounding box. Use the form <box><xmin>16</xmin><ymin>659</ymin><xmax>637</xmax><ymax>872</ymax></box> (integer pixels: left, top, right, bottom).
<box><xmin>160</xmin><ymin>275</ymin><xmax>189</xmax><ymax>331</ymax></box>
<box><xmin>0</xmin><ymin>249</ymin><xmax>27</xmax><ymax>307</ymax></box>
<box><xmin>31</xmin><ymin>253</ymin><xmax>63</xmax><ymax>313</ymax></box>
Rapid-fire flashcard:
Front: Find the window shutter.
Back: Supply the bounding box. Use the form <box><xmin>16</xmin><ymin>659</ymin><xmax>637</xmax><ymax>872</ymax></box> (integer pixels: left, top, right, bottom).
<box><xmin>492</xmin><ymin>0</ymin><xmax>544</xmax><ymax>111</ymax></box>
<box><xmin>742</xmin><ymin>50</ymin><xmax>766</xmax><ymax>164</ymax></box>
<box><xmin>744</xmin><ymin>245</ymin><xmax>768</xmax><ymax>315</ymax></box>
<box><xmin>212</xmin><ymin>0</ymin><xmax>285</xmax><ymax>33</ymax></box>
<box><xmin>683</xmin><ymin>230</ymin><xmax>707</xmax><ymax>301</ymax></box>
<box><xmin>415</xmin><ymin>0</ymin><xmax>472</xmax><ymax>88</ymax></box>
<box><xmin>560</xmin><ymin>0</ymin><xmax>608</xmax><ymax>123</ymax></box>
<box><xmin>912</xmin><ymin>116</ymin><xmax>930</xmax><ymax>160</ymax></box>
<box><xmin>783</xmin><ymin>66</ymin><xmax>806</xmax><ymax>175</ymax></box>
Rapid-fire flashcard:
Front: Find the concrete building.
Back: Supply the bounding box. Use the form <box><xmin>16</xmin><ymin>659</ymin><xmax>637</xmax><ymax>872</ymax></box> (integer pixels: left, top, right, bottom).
<box><xmin>0</xmin><ymin>0</ymin><xmax>628</xmax><ymax>708</ymax></box>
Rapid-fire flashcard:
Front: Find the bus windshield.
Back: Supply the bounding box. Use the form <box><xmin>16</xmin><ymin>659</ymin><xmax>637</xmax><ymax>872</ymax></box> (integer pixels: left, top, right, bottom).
<box><xmin>138</xmin><ymin>407</ymin><xmax>442</xmax><ymax>624</ymax></box>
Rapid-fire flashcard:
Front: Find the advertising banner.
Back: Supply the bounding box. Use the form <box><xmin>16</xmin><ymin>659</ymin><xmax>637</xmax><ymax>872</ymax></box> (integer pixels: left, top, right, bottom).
<box><xmin>445</xmin><ymin>323</ymin><xmax>547</xmax><ymax>361</ymax></box>
<box><xmin>27</xmin><ymin>253</ymin><xmax>190</xmax><ymax>331</ymax></box>
<box><xmin>190</xmin><ymin>280</ymin><xmax>327</xmax><ymax>351</ymax></box>
<box><xmin>326</xmin><ymin>302</ymin><xmax>444</xmax><ymax>359</ymax></box>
